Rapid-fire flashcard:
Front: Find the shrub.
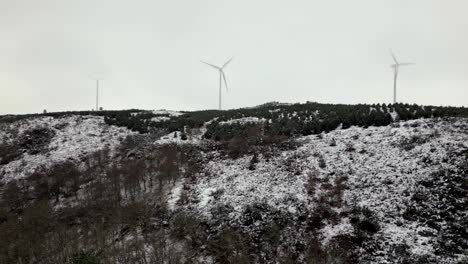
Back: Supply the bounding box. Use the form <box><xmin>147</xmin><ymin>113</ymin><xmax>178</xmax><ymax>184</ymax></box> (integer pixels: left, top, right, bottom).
<box><xmin>18</xmin><ymin>127</ymin><xmax>55</xmax><ymax>155</ymax></box>
<box><xmin>0</xmin><ymin>143</ymin><xmax>22</xmax><ymax>165</ymax></box>
<box><xmin>227</xmin><ymin>135</ymin><xmax>249</xmax><ymax>159</ymax></box>
<box><xmin>349</xmin><ymin>207</ymin><xmax>380</xmax><ymax>243</ymax></box>
<box><xmin>305</xmin><ymin>170</ymin><xmax>320</xmax><ymax>195</ymax></box>
<box><xmin>399</xmin><ymin>134</ymin><xmax>429</xmax><ymax>151</ymax></box>
<box><xmin>248</xmin><ymin>153</ymin><xmax>259</xmax><ymax>170</ymax></box>
<box><xmin>345</xmin><ymin>142</ymin><xmax>355</xmax><ymax>152</ymax></box>
<box><xmin>318</xmin><ymin>154</ymin><xmax>327</xmax><ymax>169</ymax></box>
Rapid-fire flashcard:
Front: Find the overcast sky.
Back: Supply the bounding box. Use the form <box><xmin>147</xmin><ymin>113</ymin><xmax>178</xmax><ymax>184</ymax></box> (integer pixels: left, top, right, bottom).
<box><xmin>0</xmin><ymin>0</ymin><xmax>467</xmax><ymax>114</ymax></box>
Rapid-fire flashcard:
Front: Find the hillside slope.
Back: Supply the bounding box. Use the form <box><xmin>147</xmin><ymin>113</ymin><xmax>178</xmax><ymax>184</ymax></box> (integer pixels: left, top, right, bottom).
<box><xmin>175</xmin><ymin>118</ymin><xmax>468</xmax><ymax>263</ymax></box>
<box><xmin>0</xmin><ymin>105</ymin><xmax>467</xmax><ymax>263</ymax></box>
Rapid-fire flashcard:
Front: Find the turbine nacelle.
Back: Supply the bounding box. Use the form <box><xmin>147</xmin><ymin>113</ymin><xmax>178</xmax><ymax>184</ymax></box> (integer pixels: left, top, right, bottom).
<box><xmin>389</xmin><ymin>49</ymin><xmax>414</xmax><ymax>68</ymax></box>
<box><xmin>391</xmin><ymin>63</ymin><xmax>414</xmax><ymax>69</ymax></box>
<box><xmin>201</xmin><ymin>57</ymin><xmax>233</xmax><ymax>70</ymax></box>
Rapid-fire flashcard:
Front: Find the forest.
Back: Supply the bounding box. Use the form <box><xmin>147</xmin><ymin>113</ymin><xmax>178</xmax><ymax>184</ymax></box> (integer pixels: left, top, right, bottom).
<box><xmin>2</xmin><ymin>102</ymin><xmax>468</xmax><ymax>137</ymax></box>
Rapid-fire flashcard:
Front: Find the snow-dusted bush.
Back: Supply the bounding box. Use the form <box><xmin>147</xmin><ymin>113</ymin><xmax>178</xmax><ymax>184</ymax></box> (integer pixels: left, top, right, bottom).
<box><xmin>0</xmin><ymin>143</ymin><xmax>21</xmax><ymax>165</ymax></box>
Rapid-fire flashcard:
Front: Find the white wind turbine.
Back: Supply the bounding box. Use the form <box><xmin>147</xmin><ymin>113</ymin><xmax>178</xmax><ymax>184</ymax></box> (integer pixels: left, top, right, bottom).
<box><xmin>89</xmin><ymin>74</ymin><xmax>104</xmax><ymax>111</ymax></box>
<box><xmin>201</xmin><ymin>58</ymin><xmax>233</xmax><ymax>110</ymax></box>
<box><xmin>95</xmin><ymin>79</ymin><xmax>100</xmax><ymax>111</ymax></box>
<box><xmin>390</xmin><ymin>50</ymin><xmax>414</xmax><ymax>104</ymax></box>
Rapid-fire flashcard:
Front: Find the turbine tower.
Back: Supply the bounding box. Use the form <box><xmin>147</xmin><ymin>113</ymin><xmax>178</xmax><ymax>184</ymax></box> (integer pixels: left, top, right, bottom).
<box><xmin>390</xmin><ymin>50</ymin><xmax>414</xmax><ymax>104</ymax></box>
<box><xmin>95</xmin><ymin>79</ymin><xmax>100</xmax><ymax>111</ymax></box>
<box><xmin>201</xmin><ymin>57</ymin><xmax>233</xmax><ymax>110</ymax></box>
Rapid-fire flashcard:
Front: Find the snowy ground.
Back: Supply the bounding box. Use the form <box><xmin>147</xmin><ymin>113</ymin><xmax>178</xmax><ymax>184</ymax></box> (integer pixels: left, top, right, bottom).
<box><xmin>1</xmin><ymin>113</ymin><xmax>466</xmax><ymax>263</ymax></box>
<box><xmin>174</xmin><ymin>118</ymin><xmax>468</xmax><ymax>263</ymax></box>
<box><xmin>219</xmin><ymin>117</ymin><xmax>267</xmax><ymax>125</ymax></box>
<box><xmin>151</xmin><ymin>109</ymin><xmax>184</xmax><ymax>117</ymax></box>
<box><xmin>0</xmin><ymin>115</ymin><xmax>135</xmax><ymax>182</ymax></box>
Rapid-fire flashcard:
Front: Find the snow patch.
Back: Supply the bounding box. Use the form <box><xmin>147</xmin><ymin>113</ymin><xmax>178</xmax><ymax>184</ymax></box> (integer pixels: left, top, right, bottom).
<box><xmin>219</xmin><ymin>117</ymin><xmax>266</xmax><ymax>125</ymax></box>
<box><xmin>152</xmin><ymin>109</ymin><xmax>184</xmax><ymax>117</ymax></box>
<box><xmin>168</xmin><ymin>181</ymin><xmax>184</xmax><ymax>211</ymax></box>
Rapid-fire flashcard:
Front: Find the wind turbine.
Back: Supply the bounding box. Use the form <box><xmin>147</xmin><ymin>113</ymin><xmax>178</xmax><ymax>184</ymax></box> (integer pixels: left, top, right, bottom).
<box><xmin>390</xmin><ymin>50</ymin><xmax>414</xmax><ymax>104</ymax></box>
<box><xmin>201</xmin><ymin>58</ymin><xmax>233</xmax><ymax>110</ymax></box>
<box><xmin>95</xmin><ymin>79</ymin><xmax>100</xmax><ymax>111</ymax></box>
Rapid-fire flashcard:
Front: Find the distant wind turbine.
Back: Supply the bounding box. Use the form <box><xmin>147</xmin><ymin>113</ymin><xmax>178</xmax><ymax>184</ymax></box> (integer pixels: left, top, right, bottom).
<box><xmin>390</xmin><ymin>50</ymin><xmax>414</xmax><ymax>104</ymax></box>
<box><xmin>201</xmin><ymin>57</ymin><xmax>233</xmax><ymax>110</ymax></box>
<box><xmin>95</xmin><ymin>79</ymin><xmax>100</xmax><ymax>111</ymax></box>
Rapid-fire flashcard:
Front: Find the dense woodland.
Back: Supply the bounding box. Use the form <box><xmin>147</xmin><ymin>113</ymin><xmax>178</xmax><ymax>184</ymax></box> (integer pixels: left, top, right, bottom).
<box><xmin>2</xmin><ymin>102</ymin><xmax>468</xmax><ymax>137</ymax></box>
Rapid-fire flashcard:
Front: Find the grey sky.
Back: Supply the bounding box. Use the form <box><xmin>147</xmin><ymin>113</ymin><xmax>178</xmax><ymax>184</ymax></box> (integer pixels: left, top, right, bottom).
<box><xmin>0</xmin><ymin>0</ymin><xmax>467</xmax><ymax>114</ymax></box>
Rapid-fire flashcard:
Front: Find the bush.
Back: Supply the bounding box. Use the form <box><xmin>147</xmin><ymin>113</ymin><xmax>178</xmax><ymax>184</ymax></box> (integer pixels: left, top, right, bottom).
<box><xmin>18</xmin><ymin>127</ymin><xmax>55</xmax><ymax>155</ymax></box>
<box><xmin>306</xmin><ymin>170</ymin><xmax>320</xmax><ymax>195</ymax></box>
<box><xmin>248</xmin><ymin>153</ymin><xmax>259</xmax><ymax>170</ymax></box>
<box><xmin>227</xmin><ymin>135</ymin><xmax>249</xmax><ymax>159</ymax></box>
<box><xmin>349</xmin><ymin>207</ymin><xmax>380</xmax><ymax>243</ymax></box>
<box><xmin>0</xmin><ymin>143</ymin><xmax>22</xmax><ymax>165</ymax></box>
<box><xmin>318</xmin><ymin>154</ymin><xmax>327</xmax><ymax>169</ymax></box>
<box><xmin>345</xmin><ymin>142</ymin><xmax>355</xmax><ymax>152</ymax></box>
<box><xmin>399</xmin><ymin>134</ymin><xmax>429</xmax><ymax>151</ymax></box>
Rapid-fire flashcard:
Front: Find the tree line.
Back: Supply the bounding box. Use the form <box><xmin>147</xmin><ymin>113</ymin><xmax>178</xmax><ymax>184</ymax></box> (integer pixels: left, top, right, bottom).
<box><xmin>2</xmin><ymin>103</ymin><xmax>467</xmax><ymax>137</ymax></box>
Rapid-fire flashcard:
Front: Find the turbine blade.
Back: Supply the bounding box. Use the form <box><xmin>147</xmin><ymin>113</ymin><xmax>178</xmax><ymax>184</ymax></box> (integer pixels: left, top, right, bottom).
<box><xmin>200</xmin><ymin>60</ymin><xmax>220</xmax><ymax>70</ymax></box>
<box><xmin>398</xmin><ymin>63</ymin><xmax>414</xmax><ymax>66</ymax></box>
<box><xmin>222</xmin><ymin>71</ymin><xmax>228</xmax><ymax>91</ymax></box>
<box><xmin>389</xmin><ymin>49</ymin><xmax>398</xmax><ymax>64</ymax></box>
<box><xmin>222</xmin><ymin>57</ymin><xmax>233</xmax><ymax>68</ymax></box>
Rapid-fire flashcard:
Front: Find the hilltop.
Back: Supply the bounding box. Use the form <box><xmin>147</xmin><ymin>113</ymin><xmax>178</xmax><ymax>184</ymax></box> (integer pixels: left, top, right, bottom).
<box><xmin>0</xmin><ymin>102</ymin><xmax>467</xmax><ymax>263</ymax></box>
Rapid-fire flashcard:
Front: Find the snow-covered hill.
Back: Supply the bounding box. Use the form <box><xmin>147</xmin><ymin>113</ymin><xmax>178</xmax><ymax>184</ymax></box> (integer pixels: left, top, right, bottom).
<box><xmin>170</xmin><ymin>118</ymin><xmax>468</xmax><ymax>263</ymax></box>
<box><xmin>0</xmin><ymin>112</ymin><xmax>466</xmax><ymax>263</ymax></box>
